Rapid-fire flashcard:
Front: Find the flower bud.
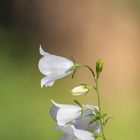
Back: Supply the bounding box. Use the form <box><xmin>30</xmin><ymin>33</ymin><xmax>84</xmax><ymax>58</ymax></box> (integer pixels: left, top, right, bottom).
<box><xmin>71</xmin><ymin>84</ymin><xmax>93</xmax><ymax>96</ymax></box>
<box><xmin>96</xmin><ymin>59</ymin><xmax>104</xmax><ymax>78</ymax></box>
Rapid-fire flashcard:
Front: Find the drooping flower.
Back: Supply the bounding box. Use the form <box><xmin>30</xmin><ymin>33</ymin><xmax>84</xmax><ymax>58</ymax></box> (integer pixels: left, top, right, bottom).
<box><xmin>38</xmin><ymin>46</ymin><xmax>74</xmax><ymax>87</ymax></box>
<box><xmin>50</xmin><ymin>101</ymin><xmax>100</xmax><ymax>140</ymax></box>
<box><xmin>71</xmin><ymin>84</ymin><xmax>93</xmax><ymax>96</ymax></box>
<box><xmin>50</xmin><ymin>100</ymin><xmax>82</xmax><ymax>126</ymax></box>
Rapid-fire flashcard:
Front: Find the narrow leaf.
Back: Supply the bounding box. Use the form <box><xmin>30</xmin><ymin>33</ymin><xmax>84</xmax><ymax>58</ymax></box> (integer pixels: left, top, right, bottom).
<box><xmin>72</xmin><ymin>69</ymin><xmax>77</xmax><ymax>79</ymax></box>
<box><xmin>104</xmin><ymin>117</ymin><xmax>113</xmax><ymax>125</ymax></box>
<box><xmin>73</xmin><ymin>100</ymin><xmax>83</xmax><ymax>108</ymax></box>
<box><xmin>101</xmin><ymin>113</ymin><xmax>108</xmax><ymax>118</ymax></box>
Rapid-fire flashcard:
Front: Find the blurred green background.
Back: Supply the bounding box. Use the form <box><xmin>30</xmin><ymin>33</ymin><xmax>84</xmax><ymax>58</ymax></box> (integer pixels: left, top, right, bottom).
<box><xmin>0</xmin><ymin>0</ymin><xmax>140</xmax><ymax>140</ymax></box>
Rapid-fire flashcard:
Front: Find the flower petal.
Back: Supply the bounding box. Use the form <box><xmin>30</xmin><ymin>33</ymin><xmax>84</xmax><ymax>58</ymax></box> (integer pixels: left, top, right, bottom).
<box><xmin>49</xmin><ymin>105</ymin><xmax>59</xmax><ymax>121</ymax></box>
<box><xmin>72</xmin><ymin>126</ymin><xmax>94</xmax><ymax>140</ymax></box>
<box><xmin>41</xmin><ymin>77</ymin><xmax>55</xmax><ymax>88</ymax></box>
<box><xmin>51</xmin><ymin>100</ymin><xmax>81</xmax><ymax>109</ymax></box>
<box><xmin>59</xmin><ymin>125</ymin><xmax>74</xmax><ymax>136</ymax></box>
<box><xmin>58</xmin><ymin>125</ymin><xmax>94</xmax><ymax>140</ymax></box>
<box><xmin>60</xmin><ymin>134</ymin><xmax>74</xmax><ymax>140</ymax></box>
<box><xmin>38</xmin><ymin>52</ymin><xmax>73</xmax><ymax>76</ymax></box>
<box><xmin>72</xmin><ymin>105</ymin><xmax>100</xmax><ymax>135</ymax></box>
<box><xmin>51</xmin><ymin>100</ymin><xmax>81</xmax><ymax>125</ymax></box>
<box><xmin>57</xmin><ymin>108</ymin><xmax>81</xmax><ymax>125</ymax></box>
<box><xmin>45</xmin><ymin>81</ymin><xmax>55</xmax><ymax>87</ymax></box>
<box><xmin>39</xmin><ymin>45</ymin><xmax>50</xmax><ymax>56</ymax></box>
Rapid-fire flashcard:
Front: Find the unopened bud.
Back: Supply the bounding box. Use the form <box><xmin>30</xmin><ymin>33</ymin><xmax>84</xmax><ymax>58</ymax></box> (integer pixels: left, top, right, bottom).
<box><xmin>96</xmin><ymin>59</ymin><xmax>104</xmax><ymax>79</ymax></box>
<box><xmin>71</xmin><ymin>84</ymin><xmax>93</xmax><ymax>96</ymax></box>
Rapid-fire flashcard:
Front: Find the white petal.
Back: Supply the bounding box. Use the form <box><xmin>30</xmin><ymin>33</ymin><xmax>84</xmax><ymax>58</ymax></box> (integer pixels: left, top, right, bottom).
<box><xmin>72</xmin><ymin>105</ymin><xmax>100</xmax><ymax>135</ymax></box>
<box><xmin>59</xmin><ymin>125</ymin><xmax>74</xmax><ymax>136</ymax></box>
<box><xmin>41</xmin><ymin>74</ymin><xmax>67</xmax><ymax>88</ymax></box>
<box><xmin>38</xmin><ymin>54</ymin><xmax>73</xmax><ymax>76</ymax></box>
<box><xmin>48</xmin><ymin>54</ymin><xmax>73</xmax><ymax>73</ymax></box>
<box><xmin>41</xmin><ymin>77</ymin><xmax>55</xmax><ymax>88</ymax></box>
<box><xmin>45</xmin><ymin>81</ymin><xmax>55</xmax><ymax>87</ymax></box>
<box><xmin>38</xmin><ymin>57</ymin><xmax>51</xmax><ymax>76</ymax></box>
<box><xmin>74</xmin><ymin>115</ymin><xmax>100</xmax><ymax>134</ymax></box>
<box><xmin>51</xmin><ymin>100</ymin><xmax>81</xmax><ymax>125</ymax></box>
<box><xmin>60</xmin><ymin>134</ymin><xmax>74</xmax><ymax>140</ymax></box>
<box><xmin>57</xmin><ymin>107</ymin><xmax>81</xmax><ymax>125</ymax></box>
<box><xmin>72</xmin><ymin>126</ymin><xmax>94</xmax><ymax>140</ymax></box>
<box><xmin>58</xmin><ymin>125</ymin><xmax>75</xmax><ymax>140</ymax></box>
<box><xmin>51</xmin><ymin>100</ymin><xmax>81</xmax><ymax>109</ymax></box>
<box><xmin>41</xmin><ymin>77</ymin><xmax>47</xmax><ymax>88</ymax></box>
<box><xmin>90</xmin><ymin>122</ymin><xmax>100</xmax><ymax>134</ymax></box>
<box><xmin>58</xmin><ymin>125</ymin><xmax>94</xmax><ymax>140</ymax></box>
<box><xmin>49</xmin><ymin>105</ymin><xmax>59</xmax><ymax>121</ymax></box>
<box><xmin>73</xmin><ymin>115</ymin><xmax>92</xmax><ymax>130</ymax></box>
<box><xmin>39</xmin><ymin>45</ymin><xmax>50</xmax><ymax>56</ymax></box>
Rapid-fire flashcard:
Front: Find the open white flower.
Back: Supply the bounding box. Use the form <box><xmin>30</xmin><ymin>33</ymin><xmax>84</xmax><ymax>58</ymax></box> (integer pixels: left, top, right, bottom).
<box><xmin>38</xmin><ymin>46</ymin><xmax>74</xmax><ymax>87</ymax></box>
<box><xmin>59</xmin><ymin>125</ymin><xmax>94</xmax><ymax>140</ymax></box>
<box><xmin>50</xmin><ymin>100</ymin><xmax>82</xmax><ymax>126</ymax></box>
<box><xmin>50</xmin><ymin>101</ymin><xmax>100</xmax><ymax>139</ymax></box>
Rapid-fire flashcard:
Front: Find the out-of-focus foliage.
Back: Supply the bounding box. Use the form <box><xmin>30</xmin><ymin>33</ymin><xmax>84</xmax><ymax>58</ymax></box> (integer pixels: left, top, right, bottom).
<box><xmin>0</xmin><ymin>27</ymin><xmax>60</xmax><ymax>140</ymax></box>
<box><xmin>0</xmin><ymin>27</ymin><xmax>140</xmax><ymax>140</ymax></box>
<box><xmin>0</xmin><ymin>0</ymin><xmax>140</xmax><ymax>140</ymax></box>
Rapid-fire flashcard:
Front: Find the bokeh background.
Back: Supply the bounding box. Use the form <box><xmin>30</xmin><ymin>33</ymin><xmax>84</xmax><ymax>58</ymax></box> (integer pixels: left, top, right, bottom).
<box><xmin>0</xmin><ymin>0</ymin><xmax>140</xmax><ymax>140</ymax></box>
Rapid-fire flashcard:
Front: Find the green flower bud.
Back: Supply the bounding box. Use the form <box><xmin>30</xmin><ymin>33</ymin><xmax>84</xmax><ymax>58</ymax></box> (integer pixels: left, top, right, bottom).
<box><xmin>96</xmin><ymin>59</ymin><xmax>104</xmax><ymax>79</ymax></box>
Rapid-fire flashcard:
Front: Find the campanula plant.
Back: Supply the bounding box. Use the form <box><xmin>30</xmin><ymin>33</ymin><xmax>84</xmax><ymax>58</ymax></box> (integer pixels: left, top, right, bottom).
<box><xmin>38</xmin><ymin>46</ymin><xmax>112</xmax><ymax>140</ymax></box>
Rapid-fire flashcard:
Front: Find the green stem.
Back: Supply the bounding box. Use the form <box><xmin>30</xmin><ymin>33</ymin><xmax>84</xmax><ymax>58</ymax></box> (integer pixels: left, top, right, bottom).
<box><xmin>80</xmin><ymin>65</ymin><xmax>96</xmax><ymax>82</ymax></box>
<box><xmin>79</xmin><ymin>64</ymin><xmax>106</xmax><ymax>140</ymax></box>
<box><xmin>95</xmin><ymin>79</ymin><xmax>106</xmax><ymax>140</ymax></box>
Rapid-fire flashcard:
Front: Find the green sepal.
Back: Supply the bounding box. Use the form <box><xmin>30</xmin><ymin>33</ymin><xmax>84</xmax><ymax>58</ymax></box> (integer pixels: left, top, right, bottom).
<box><xmin>73</xmin><ymin>100</ymin><xmax>83</xmax><ymax>108</ymax></box>
<box><xmin>71</xmin><ymin>68</ymin><xmax>77</xmax><ymax>79</ymax></box>
<box><xmin>104</xmin><ymin>117</ymin><xmax>113</xmax><ymax>126</ymax></box>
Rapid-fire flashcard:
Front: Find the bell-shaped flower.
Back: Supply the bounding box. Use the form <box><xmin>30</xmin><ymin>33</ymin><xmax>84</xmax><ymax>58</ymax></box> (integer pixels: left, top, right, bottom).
<box><xmin>59</xmin><ymin>125</ymin><xmax>94</xmax><ymax>140</ymax></box>
<box><xmin>50</xmin><ymin>100</ymin><xmax>82</xmax><ymax>126</ymax></box>
<box><xmin>72</xmin><ymin>105</ymin><xmax>100</xmax><ymax>135</ymax></box>
<box><xmin>38</xmin><ymin>46</ymin><xmax>74</xmax><ymax>87</ymax></box>
<box><xmin>71</xmin><ymin>84</ymin><xmax>93</xmax><ymax>96</ymax></box>
<box><xmin>50</xmin><ymin>101</ymin><xmax>100</xmax><ymax>139</ymax></box>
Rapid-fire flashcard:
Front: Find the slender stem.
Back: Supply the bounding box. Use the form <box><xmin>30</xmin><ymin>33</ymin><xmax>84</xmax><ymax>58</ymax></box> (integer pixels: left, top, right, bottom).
<box><xmin>81</xmin><ymin>65</ymin><xmax>96</xmax><ymax>81</ymax></box>
<box><xmin>79</xmin><ymin>64</ymin><xmax>106</xmax><ymax>139</ymax></box>
<box><xmin>95</xmin><ymin>79</ymin><xmax>106</xmax><ymax>140</ymax></box>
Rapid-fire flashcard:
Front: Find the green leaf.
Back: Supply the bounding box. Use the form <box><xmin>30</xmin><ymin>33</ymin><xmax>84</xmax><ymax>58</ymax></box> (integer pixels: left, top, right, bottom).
<box><xmin>94</xmin><ymin>108</ymin><xmax>100</xmax><ymax>115</ymax></box>
<box><xmin>71</xmin><ymin>69</ymin><xmax>77</xmax><ymax>79</ymax></box>
<box><xmin>101</xmin><ymin>113</ymin><xmax>108</xmax><ymax>118</ymax></box>
<box><xmin>95</xmin><ymin>116</ymin><xmax>100</xmax><ymax>120</ymax></box>
<box><xmin>89</xmin><ymin>117</ymin><xmax>100</xmax><ymax>124</ymax></box>
<box><xmin>104</xmin><ymin>117</ymin><xmax>113</xmax><ymax>125</ymax></box>
<box><xmin>87</xmin><ymin>113</ymin><xmax>96</xmax><ymax>117</ymax></box>
<box><xmin>73</xmin><ymin>100</ymin><xmax>83</xmax><ymax>108</ymax></box>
